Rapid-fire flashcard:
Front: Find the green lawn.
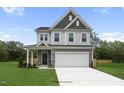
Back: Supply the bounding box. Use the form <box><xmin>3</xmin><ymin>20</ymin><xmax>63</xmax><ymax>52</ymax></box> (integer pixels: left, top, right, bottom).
<box><xmin>0</xmin><ymin>62</ymin><xmax>59</xmax><ymax>86</ymax></box>
<box><xmin>96</xmin><ymin>63</ymin><xmax>124</xmax><ymax>80</ymax></box>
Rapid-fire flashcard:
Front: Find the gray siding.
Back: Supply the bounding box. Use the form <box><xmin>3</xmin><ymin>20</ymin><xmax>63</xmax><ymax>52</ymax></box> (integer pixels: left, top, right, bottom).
<box><xmin>37</xmin><ymin>31</ymin><xmax>51</xmax><ymax>44</ymax></box>
<box><xmin>68</xmin><ymin>19</ymin><xmax>87</xmax><ymax>29</ymax></box>
<box><xmin>51</xmin><ymin>31</ymin><xmax>65</xmax><ymax>45</ymax></box>
<box><xmin>54</xmin><ymin>12</ymin><xmax>76</xmax><ymax>29</ymax></box>
<box><xmin>51</xmin><ymin>30</ymin><xmax>91</xmax><ymax>45</ymax></box>
<box><xmin>65</xmin><ymin>30</ymin><xmax>90</xmax><ymax>45</ymax></box>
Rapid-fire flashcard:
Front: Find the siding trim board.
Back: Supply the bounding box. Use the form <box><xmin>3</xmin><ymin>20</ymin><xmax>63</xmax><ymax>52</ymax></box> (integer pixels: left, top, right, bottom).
<box><xmin>51</xmin><ymin>29</ymin><xmax>91</xmax><ymax>32</ymax></box>
<box><xmin>64</xmin><ymin>16</ymin><xmax>78</xmax><ymax>29</ymax></box>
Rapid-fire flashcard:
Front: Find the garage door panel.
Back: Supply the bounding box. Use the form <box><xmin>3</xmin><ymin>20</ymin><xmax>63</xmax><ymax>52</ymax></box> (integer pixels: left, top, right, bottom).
<box><xmin>55</xmin><ymin>52</ymin><xmax>89</xmax><ymax>67</ymax></box>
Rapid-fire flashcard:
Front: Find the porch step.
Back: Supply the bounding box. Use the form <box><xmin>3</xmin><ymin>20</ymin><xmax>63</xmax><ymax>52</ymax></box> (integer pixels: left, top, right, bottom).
<box><xmin>39</xmin><ymin>65</ymin><xmax>48</xmax><ymax>69</ymax></box>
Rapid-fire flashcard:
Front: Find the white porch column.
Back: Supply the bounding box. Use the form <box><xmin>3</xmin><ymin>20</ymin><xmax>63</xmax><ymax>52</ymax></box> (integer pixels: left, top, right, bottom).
<box><xmin>26</xmin><ymin>49</ymin><xmax>29</xmax><ymax>67</ymax></box>
<box><xmin>92</xmin><ymin>49</ymin><xmax>93</xmax><ymax>61</ymax></box>
<box><xmin>31</xmin><ymin>51</ymin><xmax>34</xmax><ymax>66</ymax></box>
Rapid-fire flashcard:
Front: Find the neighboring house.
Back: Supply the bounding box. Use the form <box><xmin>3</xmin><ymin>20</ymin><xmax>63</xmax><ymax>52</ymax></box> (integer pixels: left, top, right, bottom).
<box><xmin>24</xmin><ymin>9</ymin><xmax>93</xmax><ymax>68</ymax></box>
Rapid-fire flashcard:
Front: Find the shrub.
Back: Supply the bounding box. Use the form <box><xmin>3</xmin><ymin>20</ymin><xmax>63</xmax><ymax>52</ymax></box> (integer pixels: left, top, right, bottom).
<box><xmin>23</xmin><ymin>63</ymin><xmax>37</xmax><ymax>68</ymax></box>
<box><xmin>18</xmin><ymin>57</ymin><xmax>24</xmax><ymax>67</ymax></box>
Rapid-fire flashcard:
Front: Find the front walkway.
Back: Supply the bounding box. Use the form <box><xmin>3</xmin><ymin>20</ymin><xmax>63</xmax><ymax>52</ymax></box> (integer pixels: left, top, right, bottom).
<box><xmin>55</xmin><ymin>68</ymin><xmax>124</xmax><ymax>86</ymax></box>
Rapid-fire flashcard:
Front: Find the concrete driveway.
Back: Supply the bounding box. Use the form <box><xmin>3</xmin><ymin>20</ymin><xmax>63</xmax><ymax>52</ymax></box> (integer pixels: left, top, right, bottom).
<box><xmin>55</xmin><ymin>68</ymin><xmax>124</xmax><ymax>86</ymax></box>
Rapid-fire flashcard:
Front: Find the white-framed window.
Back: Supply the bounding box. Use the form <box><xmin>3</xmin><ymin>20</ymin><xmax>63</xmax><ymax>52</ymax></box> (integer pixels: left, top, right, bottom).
<box><xmin>76</xmin><ymin>20</ymin><xmax>80</xmax><ymax>26</ymax></box>
<box><xmin>40</xmin><ymin>33</ymin><xmax>49</xmax><ymax>41</ymax></box>
<box><xmin>54</xmin><ymin>33</ymin><xmax>59</xmax><ymax>42</ymax></box>
<box><xmin>81</xmin><ymin>33</ymin><xmax>87</xmax><ymax>42</ymax></box>
<box><xmin>68</xmin><ymin>32</ymin><xmax>74</xmax><ymax>42</ymax></box>
<box><xmin>69</xmin><ymin>15</ymin><xmax>72</xmax><ymax>21</ymax></box>
<box><xmin>45</xmin><ymin>34</ymin><xmax>48</xmax><ymax>41</ymax></box>
<box><xmin>40</xmin><ymin>34</ymin><xmax>43</xmax><ymax>41</ymax></box>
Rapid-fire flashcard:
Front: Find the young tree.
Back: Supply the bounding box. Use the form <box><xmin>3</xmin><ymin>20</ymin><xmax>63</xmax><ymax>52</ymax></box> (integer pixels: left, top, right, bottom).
<box><xmin>90</xmin><ymin>31</ymin><xmax>101</xmax><ymax>47</ymax></box>
<box><xmin>0</xmin><ymin>41</ymin><xmax>8</xmax><ymax>61</ymax></box>
<box><xmin>6</xmin><ymin>41</ymin><xmax>26</xmax><ymax>61</ymax></box>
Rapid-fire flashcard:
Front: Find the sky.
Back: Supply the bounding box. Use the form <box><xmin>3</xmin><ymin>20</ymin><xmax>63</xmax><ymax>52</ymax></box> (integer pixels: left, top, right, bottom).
<box><xmin>0</xmin><ymin>7</ymin><xmax>124</xmax><ymax>45</ymax></box>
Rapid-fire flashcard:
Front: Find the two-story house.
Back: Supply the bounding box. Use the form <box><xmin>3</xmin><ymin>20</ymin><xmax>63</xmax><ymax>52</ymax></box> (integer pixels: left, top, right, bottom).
<box><xmin>24</xmin><ymin>9</ymin><xmax>93</xmax><ymax>68</ymax></box>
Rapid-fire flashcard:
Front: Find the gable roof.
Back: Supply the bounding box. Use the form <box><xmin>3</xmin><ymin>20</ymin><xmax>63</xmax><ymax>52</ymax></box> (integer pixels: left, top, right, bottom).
<box><xmin>50</xmin><ymin>8</ymin><xmax>93</xmax><ymax>30</ymax></box>
<box><xmin>66</xmin><ymin>18</ymin><xmax>87</xmax><ymax>29</ymax></box>
<box><xmin>36</xmin><ymin>41</ymin><xmax>49</xmax><ymax>47</ymax></box>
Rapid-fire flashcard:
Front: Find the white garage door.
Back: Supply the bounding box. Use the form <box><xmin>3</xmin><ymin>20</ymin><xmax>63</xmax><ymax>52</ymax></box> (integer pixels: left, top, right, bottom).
<box><xmin>55</xmin><ymin>52</ymin><xmax>89</xmax><ymax>67</ymax></box>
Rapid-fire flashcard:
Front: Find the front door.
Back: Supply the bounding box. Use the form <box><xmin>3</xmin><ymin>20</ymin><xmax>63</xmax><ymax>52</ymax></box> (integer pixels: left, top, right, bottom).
<box><xmin>43</xmin><ymin>53</ymin><xmax>47</xmax><ymax>65</ymax></box>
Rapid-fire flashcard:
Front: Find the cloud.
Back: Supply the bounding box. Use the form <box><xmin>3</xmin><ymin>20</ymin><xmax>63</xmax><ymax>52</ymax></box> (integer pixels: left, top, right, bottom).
<box><xmin>0</xmin><ymin>31</ymin><xmax>18</xmax><ymax>41</ymax></box>
<box><xmin>98</xmin><ymin>32</ymin><xmax>124</xmax><ymax>42</ymax></box>
<box><xmin>93</xmin><ymin>8</ymin><xmax>111</xmax><ymax>14</ymax></box>
<box><xmin>121</xmin><ymin>7</ymin><xmax>124</xmax><ymax>10</ymax></box>
<box><xmin>0</xmin><ymin>26</ymin><xmax>34</xmax><ymax>45</ymax></box>
<box><xmin>10</xmin><ymin>27</ymin><xmax>32</xmax><ymax>32</ymax></box>
<box><xmin>3</xmin><ymin>7</ymin><xmax>24</xmax><ymax>16</ymax></box>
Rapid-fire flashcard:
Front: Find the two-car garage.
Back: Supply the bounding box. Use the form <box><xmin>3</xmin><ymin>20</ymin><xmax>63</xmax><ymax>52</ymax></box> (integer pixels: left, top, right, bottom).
<box><xmin>55</xmin><ymin>52</ymin><xmax>89</xmax><ymax>67</ymax></box>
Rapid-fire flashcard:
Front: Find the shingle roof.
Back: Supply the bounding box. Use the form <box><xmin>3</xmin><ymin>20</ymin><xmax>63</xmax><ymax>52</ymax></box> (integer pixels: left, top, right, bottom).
<box><xmin>35</xmin><ymin>27</ymin><xmax>50</xmax><ymax>30</ymax></box>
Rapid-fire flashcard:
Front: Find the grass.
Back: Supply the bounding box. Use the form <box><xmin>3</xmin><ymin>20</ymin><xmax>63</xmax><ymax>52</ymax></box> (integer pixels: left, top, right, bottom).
<box><xmin>0</xmin><ymin>62</ymin><xmax>59</xmax><ymax>86</ymax></box>
<box><xmin>96</xmin><ymin>63</ymin><xmax>124</xmax><ymax>80</ymax></box>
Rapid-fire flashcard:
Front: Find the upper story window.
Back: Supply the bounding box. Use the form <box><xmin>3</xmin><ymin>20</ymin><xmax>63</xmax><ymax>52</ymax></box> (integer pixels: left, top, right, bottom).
<box><xmin>45</xmin><ymin>34</ymin><xmax>48</xmax><ymax>41</ymax></box>
<box><xmin>69</xmin><ymin>15</ymin><xmax>72</xmax><ymax>21</ymax></box>
<box><xmin>69</xmin><ymin>33</ymin><xmax>74</xmax><ymax>42</ymax></box>
<box><xmin>82</xmin><ymin>33</ymin><xmax>87</xmax><ymax>42</ymax></box>
<box><xmin>40</xmin><ymin>34</ymin><xmax>43</xmax><ymax>41</ymax></box>
<box><xmin>54</xmin><ymin>33</ymin><xmax>59</xmax><ymax>42</ymax></box>
<box><xmin>76</xmin><ymin>20</ymin><xmax>80</xmax><ymax>26</ymax></box>
<box><xmin>40</xmin><ymin>33</ymin><xmax>48</xmax><ymax>41</ymax></box>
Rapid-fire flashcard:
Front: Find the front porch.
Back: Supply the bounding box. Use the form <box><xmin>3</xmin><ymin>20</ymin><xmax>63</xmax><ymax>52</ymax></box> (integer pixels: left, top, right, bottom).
<box><xmin>24</xmin><ymin>49</ymin><xmax>53</xmax><ymax>68</ymax></box>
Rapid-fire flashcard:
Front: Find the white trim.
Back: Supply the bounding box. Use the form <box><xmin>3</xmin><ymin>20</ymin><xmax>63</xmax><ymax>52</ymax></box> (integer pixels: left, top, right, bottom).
<box><xmin>64</xmin><ymin>16</ymin><xmax>78</xmax><ymax>29</ymax></box>
<box><xmin>24</xmin><ymin>48</ymin><xmax>29</xmax><ymax>67</ymax></box>
<box><xmin>77</xmin><ymin>15</ymin><xmax>93</xmax><ymax>30</ymax></box>
<box><xmin>67</xmin><ymin>32</ymin><xmax>75</xmax><ymax>42</ymax></box>
<box><xmin>55</xmin><ymin>52</ymin><xmax>89</xmax><ymax>55</ymax></box>
<box><xmin>53</xmin><ymin>32</ymin><xmax>61</xmax><ymax>43</ymax></box>
<box><xmin>39</xmin><ymin>33</ymin><xmax>43</xmax><ymax>41</ymax></box>
<box><xmin>80</xmin><ymin>32</ymin><xmax>88</xmax><ymax>43</ymax></box>
<box><xmin>37</xmin><ymin>41</ymin><xmax>42</xmax><ymax>46</ymax></box>
<box><xmin>38</xmin><ymin>33</ymin><xmax>49</xmax><ymax>43</ymax></box>
<box><xmin>65</xmin><ymin>16</ymin><xmax>93</xmax><ymax>30</ymax></box>
<box><xmin>65</xmin><ymin>31</ymin><xmax>66</xmax><ymax>45</ymax></box>
<box><xmin>50</xmin><ymin>9</ymin><xmax>77</xmax><ymax>29</ymax></box>
<box><xmin>31</xmin><ymin>51</ymin><xmax>33</xmax><ymax>66</ymax></box>
<box><xmin>25</xmin><ymin>46</ymin><xmax>93</xmax><ymax>50</ymax></box>
<box><xmin>69</xmin><ymin>15</ymin><xmax>72</xmax><ymax>21</ymax></box>
<box><xmin>44</xmin><ymin>33</ymin><xmax>48</xmax><ymax>41</ymax></box>
<box><xmin>76</xmin><ymin>20</ymin><xmax>80</xmax><ymax>26</ymax></box>
<box><xmin>92</xmin><ymin>49</ymin><xmax>93</xmax><ymax>61</ymax></box>
<box><xmin>51</xmin><ymin>29</ymin><xmax>90</xmax><ymax>31</ymax></box>
<box><xmin>36</xmin><ymin>41</ymin><xmax>49</xmax><ymax>47</ymax></box>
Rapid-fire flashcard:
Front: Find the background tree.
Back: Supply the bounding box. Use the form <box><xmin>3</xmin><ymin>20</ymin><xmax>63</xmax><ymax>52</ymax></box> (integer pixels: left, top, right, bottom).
<box><xmin>90</xmin><ymin>31</ymin><xmax>100</xmax><ymax>47</ymax></box>
<box><xmin>0</xmin><ymin>40</ymin><xmax>8</xmax><ymax>61</ymax></box>
<box><xmin>0</xmin><ymin>41</ymin><xmax>26</xmax><ymax>62</ymax></box>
